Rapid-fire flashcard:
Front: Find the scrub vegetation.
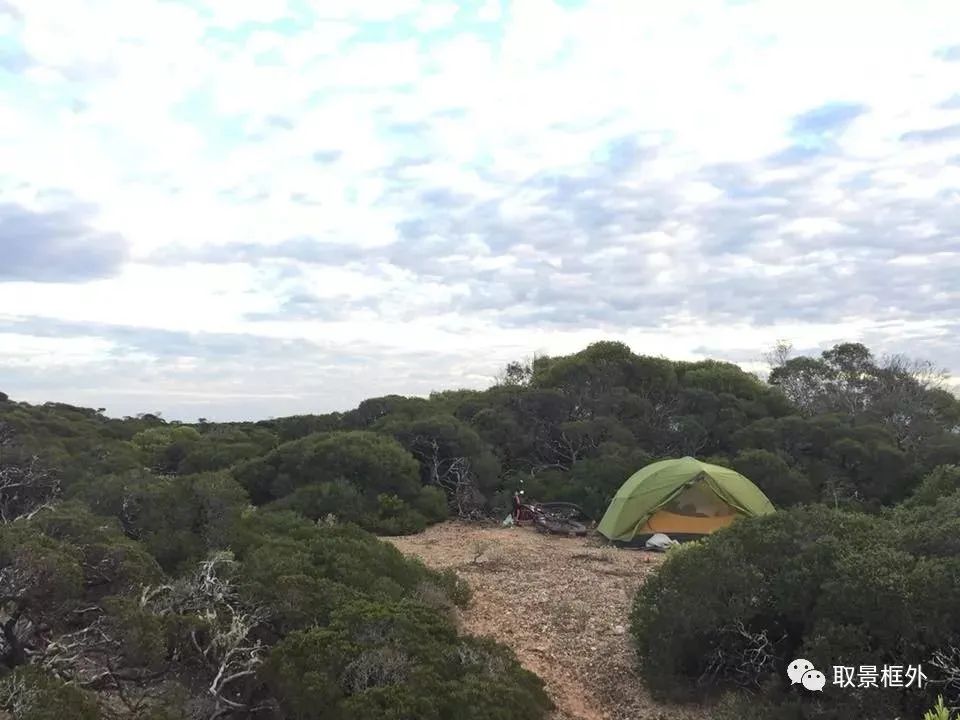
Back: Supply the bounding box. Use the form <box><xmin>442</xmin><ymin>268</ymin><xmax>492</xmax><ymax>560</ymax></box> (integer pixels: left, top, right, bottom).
<box><xmin>1</xmin><ymin>339</ymin><xmax>958</xmax><ymax>718</ymax></box>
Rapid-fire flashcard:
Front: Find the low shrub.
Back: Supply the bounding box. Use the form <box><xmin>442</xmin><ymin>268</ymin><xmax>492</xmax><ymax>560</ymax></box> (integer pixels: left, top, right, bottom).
<box><xmin>264</xmin><ymin>599</ymin><xmax>552</xmax><ymax>720</ymax></box>
<box><xmin>631</xmin><ymin>506</ymin><xmax>960</xmax><ymax>718</ymax></box>
<box><xmin>0</xmin><ymin>666</ymin><xmax>100</xmax><ymax>720</ymax></box>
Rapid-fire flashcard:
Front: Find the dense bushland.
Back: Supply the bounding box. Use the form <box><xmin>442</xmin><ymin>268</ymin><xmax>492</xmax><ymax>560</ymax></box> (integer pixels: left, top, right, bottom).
<box><xmin>0</xmin><ymin>488</ymin><xmax>550</xmax><ymax>718</ymax></box>
<box><xmin>2</xmin><ymin>339</ymin><xmax>958</xmax><ymax>718</ymax></box>
<box><xmin>0</xmin><ymin>394</ymin><xmax>553</xmax><ymax>717</ymax></box>
<box><xmin>5</xmin><ymin>341</ymin><xmax>958</xmax><ymax>531</ymax></box>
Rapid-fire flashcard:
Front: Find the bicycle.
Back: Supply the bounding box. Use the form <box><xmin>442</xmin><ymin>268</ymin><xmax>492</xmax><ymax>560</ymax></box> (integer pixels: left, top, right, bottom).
<box><xmin>511</xmin><ymin>491</ymin><xmax>591</xmax><ymax>536</ymax></box>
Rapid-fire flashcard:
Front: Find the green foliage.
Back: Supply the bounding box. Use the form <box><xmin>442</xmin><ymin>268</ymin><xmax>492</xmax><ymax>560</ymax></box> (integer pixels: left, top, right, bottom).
<box><xmin>266</xmin><ymin>479</ymin><xmax>446</xmax><ymax>534</ymax></box>
<box><xmin>0</xmin><ymin>666</ymin><xmax>100</xmax><ymax>720</ymax></box>
<box><xmin>31</xmin><ymin>501</ymin><xmax>164</xmax><ymax>593</ymax></box>
<box><xmin>265</xmin><ymin>599</ymin><xmax>551</xmax><ymax>720</ymax></box>
<box><xmin>101</xmin><ymin>595</ymin><xmax>168</xmax><ymax>668</ymax></box>
<box><xmin>367</xmin><ymin>493</ymin><xmax>427</xmax><ymax>535</ymax></box>
<box><xmin>923</xmin><ymin>696</ymin><xmax>954</xmax><ymax>720</ymax></box>
<box><xmin>902</xmin><ymin>464</ymin><xmax>960</xmax><ymax>507</ymax></box>
<box><xmin>0</xmin><ymin>489</ymin><xmax>520</xmax><ymax>718</ymax></box>
<box><xmin>731</xmin><ymin>449</ymin><xmax>815</xmax><ymax>507</ymax></box>
<box><xmin>2</xmin><ymin>339</ymin><xmax>958</xmax><ymax>719</ymax></box>
<box><xmin>436</xmin><ymin>567</ymin><xmax>472</xmax><ymax>608</ymax></box>
<box><xmin>71</xmin><ymin>470</ymin><xmax>249</xmax><ymax>571</ymax></box>
<box><xmin>631</xmin><ymin>506</ymin><xmax>960</xmax><ymax>718</ymax></box>
<box><xmin>269</xmin><ymin>478</ymin><xmax>367</xmax><ymax>522</ymax></box>
<box><xmin>233</xmin><ymin>431</ymin><xmax>428</xmax><ymax>534</ymax></box>
<box><xmin>235</xmin><ymin>430</ymin><xmax>420</xmax><ymax>501</ymax></box>
<box><xmin>132</xmin><ymin>425</ymin><xmax>202</xmax><ymax>473</ymax></box>
<box><xmin>413</xmin><ymin>485</ymin><xmax>450</xmax><ymax>523</ymax></box>
<box><xmin>383</xmin><ymin>413</ymin><xmax>501</xmax><ymax>498</ymax></box>
<box><xmin>0</xmin><ymin>400</ymin><xmax>143</xmax><ymax>487</ymax></box>
<box><xmin>891</xmin><ymin>485</ymin><xmax>960</xmax><ymax>558</ymax></box>
<box><xmin>0</xmin><ymin>521</ymin><xmax>84</xmax><ymax>621</ymax></box>
<box><xmin>259</xmin><ymin>412</ymin><xmax>344</xmax><ymax>442</ymax></box>
<box><xmin>679</xmin><ymin>359</ymin><xmax>766</xmax><ymax>400</ymax></box>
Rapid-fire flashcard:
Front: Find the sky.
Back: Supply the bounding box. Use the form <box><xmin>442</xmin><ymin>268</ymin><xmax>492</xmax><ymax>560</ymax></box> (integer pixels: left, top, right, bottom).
<box><xmin>1</xmin><ymin>0</ymin><xmax>959</xmax><ymax>421</ymax></box>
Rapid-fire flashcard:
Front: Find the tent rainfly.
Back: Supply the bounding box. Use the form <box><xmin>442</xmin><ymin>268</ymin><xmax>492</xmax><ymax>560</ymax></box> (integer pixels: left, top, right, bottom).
<box><xmin>596</xmin><ymin>456</ymin><xmax>775</xmax><ymax>544</ymax></box>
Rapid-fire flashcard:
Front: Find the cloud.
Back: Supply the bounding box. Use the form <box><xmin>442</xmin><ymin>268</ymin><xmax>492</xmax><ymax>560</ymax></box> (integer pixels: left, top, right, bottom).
<box><xmin>0</xmin><ymin>202</ymin><xmax>129</xmax><ymax>283</ymax></box>
<box><xmin>0</xmin><ymin>45</ymin><xmax>31</xmax><ymax>72</ymax></box>
<box><xmin>0</xmin><ymin>315</ymin><xmax>495</xmax><ymax>420</ymax></box>
<box><xmin>900</xmin><ymin>124</ymin><xmax>960</xmax><ymax>143</ymax></box>
<box><xmin>935</xmin><ymin>45</ymin><xmax>960</xmax><ymax>62</ymax></box>
<box><xmin>148</xmin><ymin>238</ymin><xmax>366</xmax><ymax>266</ymax></box>
<box><xmin>0</xmin><ymin>315</ymin><xmax>319</xmax><ymax>360</ymax></box>
<box><xmin>938</xmin><ymin>93</ymin><xmax>960</xmax><ymax>110</ymax></box>
<box><xmin>312</xmin><ymin>149</ymin><xmax>343</xmax><ymax>164</ymax></box>
<box><xmin>789</xmin><ymin>102</ymin><xmax>868</xmax><ymax>148</ymax></box>
<box><xmin>1</xmin><ymin>0</ymin><xmax>959</xmax><ymax>417</ymax></box>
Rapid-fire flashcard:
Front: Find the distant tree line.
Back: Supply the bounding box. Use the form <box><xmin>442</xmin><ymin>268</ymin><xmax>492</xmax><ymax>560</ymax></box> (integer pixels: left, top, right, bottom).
<box><xmin>4</xmin><ymin>340</ymin><xmax>958</xmax><ymax>531</ymax></box>
<box><xmin>249</xmin><ymin>340</ymin><xmax>958</xmax><ymax>524</ymax></box>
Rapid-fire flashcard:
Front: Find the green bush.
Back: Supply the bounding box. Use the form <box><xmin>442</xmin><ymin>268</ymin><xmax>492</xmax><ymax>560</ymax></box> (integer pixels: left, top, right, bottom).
<box><xmin>631</xmin><ymin>506</ymin><xmax>959</xmax><ymax>718</ymax></box>
<box><xmin>413</xmin><ymin>485</ymin><xmax>450</xmax><ymax>523</ymax></box>
<box><xmin>893</xmin><ymin>489</ymin><xmax>960</xmax><ymax>558</ymax></box>
<box><xmin>367</xmin><ymin>493</ymin><xmax>429</xmax><ymax>535</ymax></box>
<box><xmin>731</xmin><ymin>449</ymin><xmax>815</xmax><ymax>507</ymax></box>
<box><xmin>0</xmin><ymin>666</ymin><xmax>100</xmax><ymax>720</ymax></box>
<box><xmin>70</xmin><ymin>471</ymin><xmax>248</xmax><ymax>572</ymax></box>
<box><xmin>101</xmin><ymin>595</ymin><xmax>169</xmax><ymax>668</ymax></box>
<box><xmin>437</xmin><ymin>567</ymin><xmax>472</xmax><ymax>608</ymax></box>
<box><xmin>269</xmin><ymin>478</ymin><xmax>367</xmax><ymax>522</ymax></box>
<box><xmin>264</xmin><ymin>599</ymin><xmax>552</xmax><ymax>720</ymax></box>
<box><xmin>902</xmin><ymin>465</ymin><xmax>960</xmax><ymax>507</ymax></box>
<box><xmin>232</xmin><ymin>432</ymin><xmax>440</xmax><ymax>534</ymax></box>
<box><xmin>233</xmin><ymin>431</ymin><xmax>421</xmax><ymax>503</ymax></box>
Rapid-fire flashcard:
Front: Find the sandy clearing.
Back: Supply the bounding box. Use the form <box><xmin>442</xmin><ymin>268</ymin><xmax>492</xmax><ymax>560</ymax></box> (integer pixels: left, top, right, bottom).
<box><xmin>383</xmin><ymin>522</ymin><xmax>708</xmax><ymax>720</ymax></box>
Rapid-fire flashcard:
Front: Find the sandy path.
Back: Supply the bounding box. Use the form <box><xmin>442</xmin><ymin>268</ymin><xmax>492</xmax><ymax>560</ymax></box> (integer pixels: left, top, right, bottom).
<box><xmin>384</xmin><ymin>522</ymin><xmax>707</xmax><ymax>720</ymax></box>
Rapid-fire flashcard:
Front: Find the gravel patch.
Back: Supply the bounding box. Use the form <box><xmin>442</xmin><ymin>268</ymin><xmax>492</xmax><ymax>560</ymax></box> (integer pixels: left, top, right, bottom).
<box><xmin>383</xmin><ymin>522</ymin><xmax>709</xmax><ymax>720</ymax></box>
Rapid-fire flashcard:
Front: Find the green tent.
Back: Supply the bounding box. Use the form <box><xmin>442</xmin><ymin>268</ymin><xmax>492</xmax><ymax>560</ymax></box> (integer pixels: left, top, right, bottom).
<box><xmin>597</xmin><ymin>457</ymin><xmax>775</xmax><ymax>543</ymax></box>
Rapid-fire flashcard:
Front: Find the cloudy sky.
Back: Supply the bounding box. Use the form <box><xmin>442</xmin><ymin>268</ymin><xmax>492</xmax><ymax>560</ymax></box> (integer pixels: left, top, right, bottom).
<box><xmin>1</xmin><ymin>0</ymin><xmax>959</xmax><ymax>420</ymax></box>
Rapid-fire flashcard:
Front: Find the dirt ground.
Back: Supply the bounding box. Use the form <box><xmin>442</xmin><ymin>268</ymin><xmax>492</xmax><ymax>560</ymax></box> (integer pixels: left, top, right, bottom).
<box><xmin>383</xmin><ymin>522</ymin><xmax>708</xmax><ymax>720</ymax></box>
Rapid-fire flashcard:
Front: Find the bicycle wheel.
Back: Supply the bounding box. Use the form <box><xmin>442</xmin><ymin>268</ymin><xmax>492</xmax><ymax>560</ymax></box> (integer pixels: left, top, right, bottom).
<box><xmin>537</xmin><ymin>502</ymin><xmax>590</xmax><ymax>521</ymax></box>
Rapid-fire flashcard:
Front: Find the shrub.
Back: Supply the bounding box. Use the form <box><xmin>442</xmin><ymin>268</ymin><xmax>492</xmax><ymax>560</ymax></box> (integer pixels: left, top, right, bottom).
<box><xmin>233</xmin><ymin>431</ymin><xmax>421</xmax><ymax>504</ymax></box>
<box><xmin>265</xmin><ymin>599</ymin><xmax>551</xmax><ymax>720</ymax></box>
<box><xmin>923</xmin><ymin>696</ymin><xmax>954</xmax><ymax>720</ymax></box>
<box><xmin>233</xmin><ymin>432</ymin><xmax>436</xmax><ymax>534</ymax></box>
<box><xmin>630</xmin><ymin>506</ymin><xmax>956</xmax><ymax>718</ymax></box>
<box><xmin>731</xmin><ymin>449</ymin><xmax>815</xmax><ymax>507</ymax></box>
<box><xmin>70</xmin><ymin>471</ymin><xmax>248</xmax><ymax>572</ymax></box>
<box><xmin>413</xmin><ymin>485</ymin><xmax>450</xmax><ymax>523</ymax></box>
<box><xmin>268</xmin><ymin>479</ymin><xmax>367</xmax><ymax>522</ymax></box>
<box><xmin>0</xmin><ymin>666</ymin><xmax>100</xmax><ymax>720</ymax></box>
<box><xmin>893</xmin><ymin>491</ymin><xmax>960</xmax><ymax>558</ymax></box>
<box><xmin>902</xmin><ymin>465</ymin><xmax>960</xmax><ymax>508</ymax></box>
<box><xmin>437</xmin><ymin>567</ymin><xmax>472</xmax><ymax>608</ymax></box>
<box><xmin>367</xmin><ymin>493</ymin><xmax>428</xmax><ymax>535</ymax></box>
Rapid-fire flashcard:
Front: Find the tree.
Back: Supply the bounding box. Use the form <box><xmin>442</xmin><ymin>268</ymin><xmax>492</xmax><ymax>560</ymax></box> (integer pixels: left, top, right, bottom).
<box><xmin>731</xmin><ymin>449</ymin><xmax>814</xmax><ymax>507</ymax></box>
<box><xmin>0</xmin><ymin>454</ymin><xmax>59</xmax><ymax>524</ymax></box>
<box><xmin>495</xmin><ymin>359</ymin><xmax>535</xmax><ymax>387</ymax></box>
<box><xmin>762</xmin><ymin>339</ymin><xmax>793</xmax><ymax>373</ymax></box>
<box><xmin>383</xmin><ymin>415</ymin><xmax>500</xmax><ymax>517</ymax></box>
<box><xmin>132</xmin><ymin>426</ymin><xmax>202</xmax><ymax>474</ymax></box>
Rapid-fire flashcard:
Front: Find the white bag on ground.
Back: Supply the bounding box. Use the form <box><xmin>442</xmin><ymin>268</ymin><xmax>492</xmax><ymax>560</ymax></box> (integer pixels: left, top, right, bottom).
<box><xmin>645</xmin><ymin>533</ymin><xmax>679</xmax><ymax>551</ymax></box>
